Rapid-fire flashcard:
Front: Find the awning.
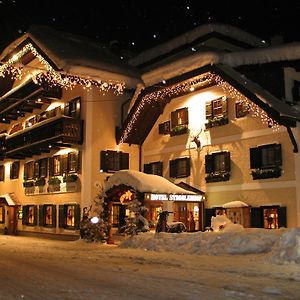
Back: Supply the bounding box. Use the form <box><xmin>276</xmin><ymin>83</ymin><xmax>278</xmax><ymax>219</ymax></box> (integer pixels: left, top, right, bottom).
<box><xmin>0</xmin><ymin>193</ymin><xmax>20</xmax><ymax>206</ymax></box>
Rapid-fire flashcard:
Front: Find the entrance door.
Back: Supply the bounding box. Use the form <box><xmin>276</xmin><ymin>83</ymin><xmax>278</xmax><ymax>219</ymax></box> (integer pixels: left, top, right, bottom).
<box><xmin>7</xmin><ymin>206</ymin><xmax>18</xmax><ymax>235</ymax></box>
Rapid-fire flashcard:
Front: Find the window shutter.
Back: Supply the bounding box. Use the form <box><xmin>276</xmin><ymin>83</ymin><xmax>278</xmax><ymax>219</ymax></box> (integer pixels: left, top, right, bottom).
<box><xmin>221</xmin><ymin>98</ymin><xmax>227</xmax><ymax>116</ymax></box>
<box><xmin>206</xmin><ymin>102</ymin><xmax>212</xmax><ymax>119</ymax></box>
<box><xmin>121</xmin><ymin>152</ymin><xmax>129</xmax><ymax>170</ymax></box>
<box><xmin>39</xmin><ymin>205</ymin><xmax>44</xmax><ymax>226</ymax></box>
<box><xmin>171</xmin><ymin>111</ymin><xmax>177</xmax><ymax>128</ymax></box>
<box><xmin>34</xmin><ymin>161</ymin><xmax>40</xmax><ymax>179</ymax></box>
<box><xmin>75</xmin><ymin>98</ymin><xmax>81</xmax><ymax>119</ymax></box>
<box><xmin>159</xmin><ymin>123</ymin><xmax>165</xmax><ymax>134</ymax></box>
<box><xmin>52</xmin><ymin>205</ymin><xmax>57</xmax><ymax>227</ymax></box>
<box><xmin>182</xmin><ymin>107</ymin><xmax>189</xmax><ymax>125</ymax></box>
<box><xmin>74</xmin><ymin>204</ymin><xmax>81</xmax><ymax>230</ymax></box>
<box><xmin>22</xmin><ymin>205</ymin><xmax>28</xmax><ymax>225</ymax></box>
<box><xmin>10</xmin><ymin>163</ymin><xmax>13</xmax><ymax>179</ymax></box>
<box><xmin>250</xmin><ymin>207</ymin><xmax>263</xmax><ymax>228</ymax></box>
<box><xmin>278</xmin><ymin>207</ymin><xmax>287</xmax><ymax>228</ymax></box>
<box><xmin>64</xmin><ymin>102</ymin><xmax>70</xmax><ymax>116</ymax></box>
<box><xmin>33</xmin><ymin>206</ymin><xmax>37</xmax><ymax>226</ymax></box>
<box><xmin>205</xmin><ymin>155</ymin><xmax>213</xmax><ymax>173</ymax></box>
<box><xmin>144</xmin><ymin>163</ymin><xmax>151</xmax><ymax>174</ymax></box>
<box><xmin>61</xmin><ymin>154</ymin><xmax>68</xmax><ymax>174</ymax></box>
<box><xmin>224</xmin><ymin>152</ymin><xmax>231</xmax><ymax>172</ymax></box>
<box><xmin>157</xmin><ymin>161</ymin><xmax>163</xmax><ymax>176</ymax></box>
<box><xmin>185</xmin><ymin>158</ymin><xmax>191</xmax><ymax>177</ymax></box>
<box><xmin>59</xmin><ymin>205</ymin><xmax>66</xmax><ymax>228</ymax></box>
<box><xmin>23</xmin><ymin>163</ymin><xmax>28</xmax><ymax>181</ymax></box>
<box><xmin>100</xmin><ymin>151</ymin><xmax>108</xmax><ymax>172</ymax></box>
<box><xmin>274</xmin><ymin>144</ymin><xmax>282</xmax><ymax>166</ymax></box>
<box><xmin>49</xmin><ymin>157</ymin><xmax>54</xmax><ymax>177</ymax></box>
<box><xmin>169</xmin><ymin>160</ymin><xmax>177</xmax><ymax>178</ymax></box>
<box><xmin>250</xmin><ymin>147</ymin><xmax>261</xmax><ymax>169</ymax></box>
<box><xmin>204</xmin><ymin>208</ymin><xmax>216</xmax><ymax>228</ymax></box>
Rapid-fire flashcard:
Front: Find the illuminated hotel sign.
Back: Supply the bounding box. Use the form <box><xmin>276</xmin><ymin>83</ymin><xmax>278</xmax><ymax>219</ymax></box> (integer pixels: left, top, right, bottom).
<box><xmin>145</xmin><ymin>193</ymin><xmax>202</xmax><ymax>202</ymax></box>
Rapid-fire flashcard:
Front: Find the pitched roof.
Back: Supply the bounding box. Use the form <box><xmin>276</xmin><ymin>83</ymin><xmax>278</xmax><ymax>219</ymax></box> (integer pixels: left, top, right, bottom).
<box><xmin>129</xmin><ymin>23</ymin><xmax>267</xmax><ymax>69</ymax></box>
<box><xmin>0</xmin><ymin>25</ymin><xmax>141</xmax><ymax>86</ymax></box>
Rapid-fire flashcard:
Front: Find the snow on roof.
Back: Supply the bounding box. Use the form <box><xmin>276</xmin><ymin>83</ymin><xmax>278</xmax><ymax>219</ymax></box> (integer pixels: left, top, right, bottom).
<box><xmin>141</xmin><ymin>42</ymin><xmax>300</xmax><ymax>86</ymax></box>
<box><xmin>222</xmin><ymin>201</ymin><xmax>249</xmax><ymax>208</ymax></box>
<box><xmin>129</xmin><ymin>23</ymin><xmax>267</xmax><ymax>67</ymax></box>
<box><xmin>221</xmin><ymin>42</ymin><xmax>300</xmax><ymax>66</ymax></box>
<box><xmin>104</xmin><ymin>170</ymin><xmax>195</xmax><ymax>194</ymax></box>
<box><xmin>1</xmin><ymin>25</ymin><xmax>140</xmax><ymax>85</ymax></box>
<box><xmin>216</xmin><ymin>64</ymin><xmax>300</xmax><ymax>121</ymax></box>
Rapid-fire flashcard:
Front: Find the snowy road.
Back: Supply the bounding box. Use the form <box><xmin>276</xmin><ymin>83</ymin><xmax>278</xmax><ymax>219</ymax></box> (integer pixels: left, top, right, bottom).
<box><xmin>0</xmin><ymin>235</ymin><xmax>300</xmax><ymax>300</ymax></box>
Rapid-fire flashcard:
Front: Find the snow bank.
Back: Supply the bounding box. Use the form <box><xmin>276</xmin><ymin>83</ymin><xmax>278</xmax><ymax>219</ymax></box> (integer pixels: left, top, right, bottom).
<box><xmin>119</xmin><ymin>214</ymin><xmax>300</xmax><ymax>265</ymax></box>
<box><xmin>271</xmin><ymin>227</ymin><xmax>300</xmax><ymax>264</ymax></box>
<box><xmin>120</xmin><ymin>228</ymin><xmax>284</xmax><ymax>256</ymax></box>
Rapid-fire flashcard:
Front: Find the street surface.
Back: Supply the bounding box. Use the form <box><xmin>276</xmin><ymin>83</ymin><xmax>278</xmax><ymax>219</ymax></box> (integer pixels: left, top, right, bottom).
<box><xmin>0</xmin><ymin>235</ymin><xmax>300</xmax><ymax>299</ymax></box>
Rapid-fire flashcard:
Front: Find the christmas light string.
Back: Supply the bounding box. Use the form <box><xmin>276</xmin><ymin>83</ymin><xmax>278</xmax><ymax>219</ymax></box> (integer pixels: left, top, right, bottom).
<box><xmin>0</xmin><ymin>43</ymin><xmax>125</xmax><ymax>94</ymax></box>
<box><xmin>214</xmin><ymin>75</ymin><xmax>280</xmax><ymax>130</ymax></box>
<box><xmin>118</xmin><ymin>72</ymin><xmax>214</xmax><ymax>144</ymax></box>
<box><xmin>119</xmin><ymin>72</ymin><xmax>280</xmax><ymax>144</ymax></box>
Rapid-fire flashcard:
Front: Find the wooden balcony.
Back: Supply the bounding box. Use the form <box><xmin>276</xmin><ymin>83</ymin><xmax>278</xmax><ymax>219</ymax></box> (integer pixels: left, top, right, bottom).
<box><xmin>5</xmin><ymin>116</ymin><xmax>83</xmax><ymax>159</ymax></box>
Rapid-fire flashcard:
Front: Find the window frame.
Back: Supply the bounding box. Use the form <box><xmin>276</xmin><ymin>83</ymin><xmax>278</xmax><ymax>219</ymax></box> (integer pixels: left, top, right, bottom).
<box><xmin>10</xmin><ymin>161</ymin><xmax>20</xmax><ymax>179</ymax></box>
<box><xmin>169</xmin><ymin>157</ymin><xmax>190</xmax><ymax>178</ymax></box>
<box><xmin>0</xmin><ymin>165</ymin><xmax>4</xmax><ymax>182</ymax></box>
<box><xmin>144</xmin><ymin>161</ymin><xmax>163</xmax><ymax>176</ymax></box>
<box><xmin>100</xmin><ymin>150</ymin><xmax>129</xmax><ymax>173</ymax></box>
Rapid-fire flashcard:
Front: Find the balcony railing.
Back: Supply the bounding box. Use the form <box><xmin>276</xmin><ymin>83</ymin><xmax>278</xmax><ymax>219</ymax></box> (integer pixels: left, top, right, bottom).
<box><xmin>5</xmin><ymin>116</ymin><xmax>83</xmax><ymax>158</ymax></box>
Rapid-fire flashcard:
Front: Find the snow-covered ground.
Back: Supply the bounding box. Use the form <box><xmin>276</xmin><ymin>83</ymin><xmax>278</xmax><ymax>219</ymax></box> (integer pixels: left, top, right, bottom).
<box><xmin>1</xmin><ymin>217</ymin><xmax>300</xmax><ymax>300</ymax></box>
<box><xmin>121</xmin><ymin>215</ymin><xmax>300</xmax><ymax>265</ymax></box>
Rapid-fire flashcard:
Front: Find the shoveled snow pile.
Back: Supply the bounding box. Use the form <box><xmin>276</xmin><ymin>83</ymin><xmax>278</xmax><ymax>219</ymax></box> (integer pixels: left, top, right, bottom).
<box><xmin>120</xmin><ymin>215</ymin><xmax>300</xmax><ymax>264</ymax></box>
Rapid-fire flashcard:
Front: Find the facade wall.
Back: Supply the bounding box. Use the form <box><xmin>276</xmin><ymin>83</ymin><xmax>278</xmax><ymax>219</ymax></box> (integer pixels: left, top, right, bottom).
<box><xmin>142</xmin><ymin>84</ymin><xmax>299</xmax><ymax>227</ymax></box>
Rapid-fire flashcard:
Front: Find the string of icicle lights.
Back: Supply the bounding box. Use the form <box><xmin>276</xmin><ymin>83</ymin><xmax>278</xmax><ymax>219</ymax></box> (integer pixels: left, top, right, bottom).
<box><xmin>118</xmin><ymin>72</ymin><xmax>215</xmax><ymax>144</ymax></box>
<box><xmin>119</xmin><ymin>72</ymin><xmax>279</xmax><ymax>144</ymax></box>
<box><xmin>214</xmin><ymin>75</ymin><xmax>280</xmax><ymax>130</ymax></box>
<box><xmin>0</xmin><ymin>43</ymin><xmax>125</xmax><ymax>94</ymax></box>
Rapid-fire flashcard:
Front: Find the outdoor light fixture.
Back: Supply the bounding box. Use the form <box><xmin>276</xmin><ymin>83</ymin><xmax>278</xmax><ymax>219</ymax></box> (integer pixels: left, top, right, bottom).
<box><xmin>90</xmin><ymin>216</ymin><xmax>99</xmax><ymax>224</ymax></box>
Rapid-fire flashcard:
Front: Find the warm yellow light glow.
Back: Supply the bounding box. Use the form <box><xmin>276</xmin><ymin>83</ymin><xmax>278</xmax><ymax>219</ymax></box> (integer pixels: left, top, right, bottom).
<box><xmin>0</xmin><ymin>43</ymin><xmax>125</xmax><ymax>94</ymax></box>
<box><xmin>47</xmin><ymin>102</ymin><xmax>64</xmax><ymax>111</ymax></box>
<box><xmin>54</xmin><ymin>148</ymin><xmax>78</xmax><ymax>156</ymax></box>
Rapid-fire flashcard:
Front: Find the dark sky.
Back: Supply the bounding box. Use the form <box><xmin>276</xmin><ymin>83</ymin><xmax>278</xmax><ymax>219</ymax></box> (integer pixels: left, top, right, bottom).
<box><xmin>1</xmin><ymin>0</ymin><xmax>300</xmax><ymax>54</ymax></box>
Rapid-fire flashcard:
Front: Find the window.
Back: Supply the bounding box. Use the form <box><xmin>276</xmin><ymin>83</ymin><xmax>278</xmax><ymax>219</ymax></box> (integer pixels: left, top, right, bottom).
<box><xmin>10</xmin><ymin>161</ymin><xmax>20</xmax><ymax>179</ymax></box>
<box><xmin>64</xmin><ymin>97</ymin><xmax>81</xmax><ymax>119</ymax></box>
<box><xmin>169</xmin><ymin>157</ymin><xmax>190</xmax><ymax>178</ymax></box>
<box><xmin>250</xmin><ymin>144</ymin><xmax>282</xmax><ymax>179</ymax></box>
<box><xmin>205</xmin><ymin>152</ymin><xmax>231</xmax><ymax>182</ymax></box>
<box><xmin>206</xmin><ymin>97</ymin><xmax>227</xmax><ymax>119</ymax></box>
<box><xmin>235</xmin><ymin>101</ymin><xmax>249</xmax><ymax>118</ymax></box>
<box><xmin>49</xmin><ymin>155</ymin><xmax>61</xmax><ymax>176</ymax></box>
<box><xmin>39</xmin><ymin>205</ymin><xmax>56</xmax><ymax>227</ymax></box>
<box><xmin>205</xmin><ymin>152</ymin><xmax>231</xmax><ymax>173</ymax></box>
<box><xmin>38</xmin><ymin>158</ymin><xmax>48</xmax><ymax>178</ymax></box>
<box><xmin>250</xmin><ymin>206</ymin><xmax>286</xmax><ymax>229</ymax></box>
<box><xmin>0</xmin><ymin>206</ymin><xmax>4</xmax><ymax>223</ymax></box>
<box><xmin>59</xmin><ymin>204</ymin><xmax>80</xmax><ymax>229</ymax></box>
<box><xmin>158</xmin><ymin>121</ymin><xmax>171</xmax><ymax>135</ymax></box>
<box><xmin>144</xmin><ymin>161</ymin><xmax>163</xmax><ymax>176</ymax></box>
<box><xmin>22</xmin><ymin>205</ymin><xmax>37</xmax><ymax>226</ymax></box>
<box><xmin>68</xmin><ymin>152</ymin><xmax>80</xmax><ymax>173</ymax></box>
<box><xmin>100</xmin><ymin>150</ymin><xmax>129</xmax><ymax>173</ymax></box>
<box><xmin>205</xmin><ymin>96</ymin><xmax>228</xmax><ymax>128</ymax></box>
<box><xmin>24</xmin><ymin>161</ymin><xmax>34</xmax><ymax>180</ymax></box>
<box><xmin>170</xmin><ymin>108</ymin><xmax>189</xmax><ymax>136</ymax></box>
<box><xmin>0</xmin><ymin>165</ymin><xmax>4</xmax><ymax>182</ymax></box>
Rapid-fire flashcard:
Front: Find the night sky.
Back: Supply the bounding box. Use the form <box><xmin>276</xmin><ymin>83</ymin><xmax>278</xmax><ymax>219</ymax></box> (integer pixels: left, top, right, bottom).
<box><xmin>1</xmin><ymin>0</ymin><xmax>300</xmax><ymax>54</ymax></box>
